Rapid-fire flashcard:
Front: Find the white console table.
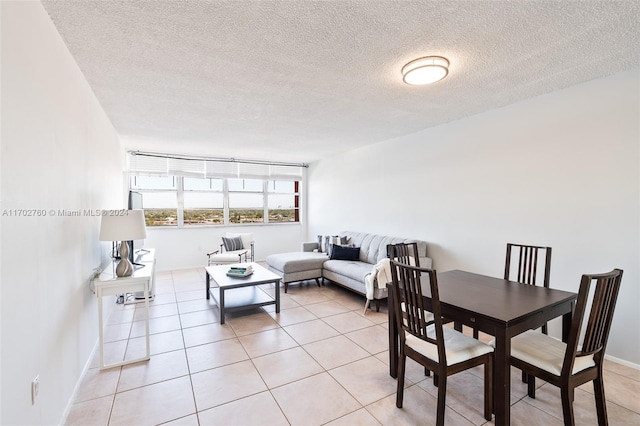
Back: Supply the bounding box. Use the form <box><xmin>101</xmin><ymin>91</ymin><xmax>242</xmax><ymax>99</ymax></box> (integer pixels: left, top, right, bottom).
<box><xmin>95</xmin><ymin>249</ymin><xmax>155</xmax><ymax>369</ymax></box>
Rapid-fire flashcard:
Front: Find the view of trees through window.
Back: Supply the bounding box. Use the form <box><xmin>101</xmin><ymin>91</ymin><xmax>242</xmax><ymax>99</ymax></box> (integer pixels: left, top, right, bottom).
<box><xmin>130</xmin><ymin>176</ymin><xmax>299</xmax><ymax>226</ymax></box>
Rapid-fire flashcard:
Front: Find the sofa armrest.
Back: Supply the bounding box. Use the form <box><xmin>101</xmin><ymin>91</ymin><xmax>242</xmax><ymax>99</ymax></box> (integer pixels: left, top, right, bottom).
<box><xmin>302</xmin><ymin>242</ymin><xmax>318</xmax><ymax>252</ymax></box>
<box><xmin>420</xmin><ymin>256</ymin><xmax>433</xmax><ymax>269</ymax></box>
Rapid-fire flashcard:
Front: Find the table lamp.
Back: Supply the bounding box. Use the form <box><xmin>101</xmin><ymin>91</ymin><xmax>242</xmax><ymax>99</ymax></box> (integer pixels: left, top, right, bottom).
<box><xmin>99</xmin><ymin>210</ymin><xmax>147</xmax><ymax>277</ymax></box>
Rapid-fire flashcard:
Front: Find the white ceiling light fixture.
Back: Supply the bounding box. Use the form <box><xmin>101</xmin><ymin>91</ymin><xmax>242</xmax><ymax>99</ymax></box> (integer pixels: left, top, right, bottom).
<box><xmin>402</xmin><ymin>56</ymin><xmax>449</xmax><ymax>85</ymax></box>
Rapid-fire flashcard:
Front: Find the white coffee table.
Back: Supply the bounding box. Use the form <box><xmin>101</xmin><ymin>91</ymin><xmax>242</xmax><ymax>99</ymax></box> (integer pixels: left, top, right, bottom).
<box><xmin>205</xmin><ymin>262</ymin><xmax>281</xmax><ymax>324</ymax></box>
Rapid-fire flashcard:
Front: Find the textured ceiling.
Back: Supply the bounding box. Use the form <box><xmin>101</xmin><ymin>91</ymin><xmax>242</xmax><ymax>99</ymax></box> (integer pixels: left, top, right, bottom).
<box><xmin>41</xmin><ymin>0</ymin><xmax>640</xmax><ymax>164</ymax></box>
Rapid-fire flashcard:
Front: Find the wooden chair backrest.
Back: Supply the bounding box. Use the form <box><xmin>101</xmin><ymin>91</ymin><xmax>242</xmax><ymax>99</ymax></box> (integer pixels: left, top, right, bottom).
<box><xmin>504</xmin><ymin>243</ymin><xmax>552</xmax><ymax>288</ymax></box>
<box><xmin>387</xmin><ymin>242</ymin><xmax>420</xmax><ymax>267</ymax></box>
<box><xmin>562</xmin><ymin>269</ymin><xmax>623</xmax><ymax>377</ymax></box>
<box><xmin>389</xmin><ymin>260</ymin><xmax>446</xmax><ymax>365</ymax></box>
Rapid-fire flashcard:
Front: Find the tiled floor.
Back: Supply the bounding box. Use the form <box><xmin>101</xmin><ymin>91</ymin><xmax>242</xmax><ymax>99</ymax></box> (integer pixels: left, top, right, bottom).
<box><xmin>66</xmin><ymin>266</ymin><xmax>640</xmax><ymax>425</ymax></box>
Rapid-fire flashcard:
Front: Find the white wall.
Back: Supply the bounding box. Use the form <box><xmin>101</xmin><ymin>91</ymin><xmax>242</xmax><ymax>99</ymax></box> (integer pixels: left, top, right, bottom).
<box><xmin>146</xmin><ymin>224</ymin><xmax>306</xmax><ymax>271</ymax></box>
<box><xmin>308</xmin><ymin>69</ymin><xmax>640</xmax><ymax>366</ymax></box>
<box><xmin>1</xmin><ymin>2</ymin><xmax>124</xmax><ymax>424</ymax></box>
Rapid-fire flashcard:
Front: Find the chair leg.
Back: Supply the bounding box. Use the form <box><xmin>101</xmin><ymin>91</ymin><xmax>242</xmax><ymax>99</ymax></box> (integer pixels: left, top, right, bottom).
<box><xmin>424</xmin><ymin>366</ymin><xmax>431</xmax><ymax>377</ymax></box>
<box><xmin>363</xmin><ymin>299</ymin><xmax>370</xmax><ymax>316</ymax></box>
<box><xmin>284</xmin><ymin>282</ymin><xmax>289</xmax><ymax>293</ymax></box>
<box><xmin>396</xmin><ymin>354</ymin><xmax>406</xmax><ymax>408</ymax></box>
<box><xmin>593</xmin><ymin>375</ymin><xmax>608</xmax><ymax>426</ymax></box>
<box><xmin>436</xmin><ymin>376</ymin><xmax>447</xmax><ymax>426</ymax></box>
<box><xmin>527</xmin><ymin>374</ymin><xmax>536</xmax><ymax>398</ymax></box>
<box><xmin>484</xmin><ymin>355</ymin><xmax>493</xmax><ymax>421</ymax></box>
<box><xmin>522</xmin><ymin>370</ymin><xmax>527</xmax><ymax>383</ymax></box>
<box><xmin>560</xmin><ymin>387</ymin><xmax>576</xmax><ymax>426</ymax></box>
<box><xmin>433</xmin><ymin>373</ymin><xmax>439</xmax><ymax>387</ymax></box>
<box><xmin>314</xmin><ymin>277</ymin><xmax>321</xmax><ymax>287</ymax></box>
<box><xmin>375</xmin><ymin>299</ymin><xmax>381</xmax><ymax>312</ymax></box>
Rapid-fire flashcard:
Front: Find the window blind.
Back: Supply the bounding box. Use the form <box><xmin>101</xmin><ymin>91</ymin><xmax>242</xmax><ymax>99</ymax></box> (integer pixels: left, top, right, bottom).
<box><xmin>128</xmin><ymin>152</ymin><xmax>305</xmax><ymax>181</ymax></box>
<box><xmin>168</xmin><ymin>158</ymin><xmax>205</xmax><ymax>178</ymax></box>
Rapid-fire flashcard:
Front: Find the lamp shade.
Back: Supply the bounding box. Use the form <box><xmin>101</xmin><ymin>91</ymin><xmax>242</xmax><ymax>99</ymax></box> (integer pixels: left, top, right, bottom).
<box><xmin>99</xmin><ymin>210</ymin><xmax>147</xmax><ymax>241</ymax></box>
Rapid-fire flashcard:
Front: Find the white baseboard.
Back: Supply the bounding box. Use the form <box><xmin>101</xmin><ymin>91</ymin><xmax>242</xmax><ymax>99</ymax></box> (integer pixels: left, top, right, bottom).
<box><xmin>58</xmin><ymin>340</ymin><xmax>99</xmax><ymax>425</ymax></box>
<box><xmin>605</xmin><ymin>353</ymin><xmax>640</xmax><ymax>371</ymax></box>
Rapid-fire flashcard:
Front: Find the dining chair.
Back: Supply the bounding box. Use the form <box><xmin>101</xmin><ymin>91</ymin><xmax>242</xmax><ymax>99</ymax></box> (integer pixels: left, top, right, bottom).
<box><xmin>504</xmin><ymin>243</ymin><xmax>552</xmax><ymax>299</ymax></box>
<box><xmin>389</xmin><ymin>260</ymin><xmax>494</xmax><ymax>425</ymax></box>
<box><xmin>501</xmin><ymin>243</ymin><xmax>553</xmax><ymax>385</ymax></box>
<box><xmin>506</xmin><ymin>269</ymin><xmax>622</xmax><ymax>426</ymax></box>
<box><xmin>386</xmin><ymin>242</ymin><xmax>433</xmax><ymax>373</ymax></box>
<box><xmin>471</xmin><ymin>243</ymin><xmax>552</xmax><ymax>341</ymax></box>
<box><xmin>387</xmin><ymin>241</ymin><xmax>455</xmax><ymax>343</ymax></box>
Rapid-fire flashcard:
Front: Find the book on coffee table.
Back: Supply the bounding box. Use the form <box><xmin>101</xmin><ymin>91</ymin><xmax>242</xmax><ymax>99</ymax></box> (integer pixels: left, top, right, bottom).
<box><xmin>227</xmin><ymin>264</ymin><xmax>254</xmax><ymax>277</ymax></box>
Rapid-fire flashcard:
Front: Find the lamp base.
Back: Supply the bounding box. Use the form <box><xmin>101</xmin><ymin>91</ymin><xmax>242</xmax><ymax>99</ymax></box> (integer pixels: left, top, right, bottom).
<box><xmin>116</xmin><ymin>242</ymin><xmax>134</xmax><ymax>277</ymax></box>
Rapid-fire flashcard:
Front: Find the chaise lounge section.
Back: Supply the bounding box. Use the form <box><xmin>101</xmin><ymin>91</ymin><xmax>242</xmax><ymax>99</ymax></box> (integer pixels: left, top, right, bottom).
<box><xmin>264</xmin><ymin>251</ymin><xmax>327</xmax><ymax>292</ymax></box>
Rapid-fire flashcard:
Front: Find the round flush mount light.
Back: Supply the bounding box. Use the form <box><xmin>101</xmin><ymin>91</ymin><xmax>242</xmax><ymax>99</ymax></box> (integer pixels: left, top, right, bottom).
<box><xmin>401</xmin><ymin>56</ymin><xmax>449</xmax><ymax>85</ymax></box>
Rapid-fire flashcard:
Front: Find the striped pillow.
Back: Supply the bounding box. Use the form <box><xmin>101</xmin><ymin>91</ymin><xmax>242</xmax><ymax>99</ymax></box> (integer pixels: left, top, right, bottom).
<box><xmin>318</xmin><ymin>235</ymin><xmax>350</xmax><ymax>255</ymax></box>
<box><xmin>222</xmin><ymin>236</ymin><xmax>244</xmax><ymax>251</ymax></box>
<box><xmin>317</xmin><ymin>235</ymin><xmax>338</xmax><ymax>253</ymax></box>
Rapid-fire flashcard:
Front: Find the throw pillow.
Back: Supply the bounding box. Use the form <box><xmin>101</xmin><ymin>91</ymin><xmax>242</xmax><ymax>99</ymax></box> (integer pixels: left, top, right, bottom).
<box><xmin>330</xmin><ymin>245</ymin><xmax>360</xmax><ymax>261</ymax></box>
<box><xmin>226</xmin><ymin>232</ymin><xmax>253</xmax><ymax>250</ymax></box>
<box><xmin>317</xmin><ymin>235</ymin><xmax>328</xmax><ymax>253</ymax></box>
<box><xmin>325</xmin><ymin>236</ymin><xmax>352</xmax><ymax>257</ymax></box>
<box><xmin>327</xmin><ymin>242</ymin><xmax>336</xmax><ymax>258</ymax></box>
<box><xmin>326</xmin><ymin>236</ymin><xmax>351</xmax><ymax>257</ymax></box>
<box><xmin>317</xmin><ymin>235</ymin><xmax>341</xmax><ymax>253</ymax></box>
<box><xmin>222</xmin><ymin>235</ymin><xmax>244</xmax><ymax>251</ymax></box>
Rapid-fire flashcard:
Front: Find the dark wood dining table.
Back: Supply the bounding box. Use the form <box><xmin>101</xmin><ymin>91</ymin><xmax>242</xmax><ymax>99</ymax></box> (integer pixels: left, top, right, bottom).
<box><xmin>387</xmin><ymin>269</ymin><xmax>577</xmax><ymax>426</ymax></box>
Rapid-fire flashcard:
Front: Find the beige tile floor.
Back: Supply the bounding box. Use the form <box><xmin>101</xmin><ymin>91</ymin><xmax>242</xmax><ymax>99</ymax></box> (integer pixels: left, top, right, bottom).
<box><xmin>66</xmin><ymin>267</ymin><xmax>640</xmax><ymax>425</ymax></box>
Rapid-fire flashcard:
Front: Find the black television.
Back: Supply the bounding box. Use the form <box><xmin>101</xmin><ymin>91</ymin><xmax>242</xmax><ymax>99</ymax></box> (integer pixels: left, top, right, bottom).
<box><xmin>127</xmin><ymin>190</ymin><xmax>146</xmax><ymax>264</ymax></box>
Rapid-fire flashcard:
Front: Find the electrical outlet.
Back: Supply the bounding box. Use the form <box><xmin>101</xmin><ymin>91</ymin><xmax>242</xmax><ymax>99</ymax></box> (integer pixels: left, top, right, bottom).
<box><xmin>31</xmin><ymin>375</ymin><xmax>39</xmax><ymax>405</ymax></box>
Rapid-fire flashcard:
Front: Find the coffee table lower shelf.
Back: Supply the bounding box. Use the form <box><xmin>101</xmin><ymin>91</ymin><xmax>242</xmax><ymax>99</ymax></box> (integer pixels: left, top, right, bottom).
<box><xmin>208</xmin><ymin>286</ymin><xmax>276</xmax><ymax>315</ymax></box>
<box><xmin>205</xmin><ymin>263</ymin><xmax>281</xmax><ymax>324</ymax></box>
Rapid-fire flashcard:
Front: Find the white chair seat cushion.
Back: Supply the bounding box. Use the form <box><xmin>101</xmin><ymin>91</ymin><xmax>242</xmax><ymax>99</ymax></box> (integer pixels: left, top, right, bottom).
<box><xmin>405</xmin><ymin>325</ymin><xmax>493</xmax><ymax>366</ymax></box>
<box><xmin>209</xmin><ymin>250</ymin><xmax>247</xmax><ymax>264</ymax></box>
<box><xmin>491</xmin><ymin>330</ymin><xmax>595</xmax><ymax>376</ymax></box>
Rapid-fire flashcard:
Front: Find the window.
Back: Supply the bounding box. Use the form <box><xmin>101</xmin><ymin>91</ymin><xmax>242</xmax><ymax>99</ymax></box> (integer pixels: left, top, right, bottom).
<box><xmin>228</xmin><ymin>179</ymin><xmax>264</xmax><ymax>224</ymax></box>
<box><xmin>130</xmin><ymin>176</ymin><xmax>178</xmax><ymax>226</ymax></box>
<box><xmin>130</xmin><ymin>175</ymin><xmax>300</xmax><ymax>227</ymax></box>
<box><xmin>268</xmin><ymin>180</ymin><xmax>299</xmax><ymax>223</ymax></box>
<box><xmin>183</xmin><ymin>178</ymin><xmax>224</xmax><ymax>225</ymax></box>
<box><xmin>127</xmin><ymin>153</ymin><xmax>305</xmax><ymax>226</ymax></box>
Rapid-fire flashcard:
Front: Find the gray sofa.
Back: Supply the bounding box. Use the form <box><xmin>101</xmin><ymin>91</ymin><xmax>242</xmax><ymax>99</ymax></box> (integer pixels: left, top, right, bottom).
<box><xmin>266</xmin><ymin>231</ymin><xmax>431</xmax><ymax>311</ymax></box>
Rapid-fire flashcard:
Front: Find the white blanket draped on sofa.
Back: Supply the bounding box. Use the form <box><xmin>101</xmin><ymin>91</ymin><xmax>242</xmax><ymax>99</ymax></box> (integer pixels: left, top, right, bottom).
<box><xmin>363</xmin><ymin>258</ymin><xmax>391</xmax><ymax>314</ymax></box>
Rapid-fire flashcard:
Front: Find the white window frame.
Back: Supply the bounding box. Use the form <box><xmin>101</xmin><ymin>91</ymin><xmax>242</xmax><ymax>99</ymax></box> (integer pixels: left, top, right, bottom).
<box><xmin>130</xmin><ymin>175</ymin><xmax>300</xmax><ymax>227</ymax></box>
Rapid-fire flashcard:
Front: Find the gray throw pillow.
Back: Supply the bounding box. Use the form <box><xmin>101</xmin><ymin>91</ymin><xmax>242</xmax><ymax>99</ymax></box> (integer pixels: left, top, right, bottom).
<box><xmin>222</xmin><ymin>236</ymin><xmax>244</xmax><ymax>251</ymax></box>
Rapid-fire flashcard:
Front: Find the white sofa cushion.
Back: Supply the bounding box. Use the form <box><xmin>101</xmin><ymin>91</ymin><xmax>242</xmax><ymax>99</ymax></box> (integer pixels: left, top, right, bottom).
<box><xmin>339</xmin><ymin>231</ymin><xmax>431</xmax><ymax>267</ymax></box>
